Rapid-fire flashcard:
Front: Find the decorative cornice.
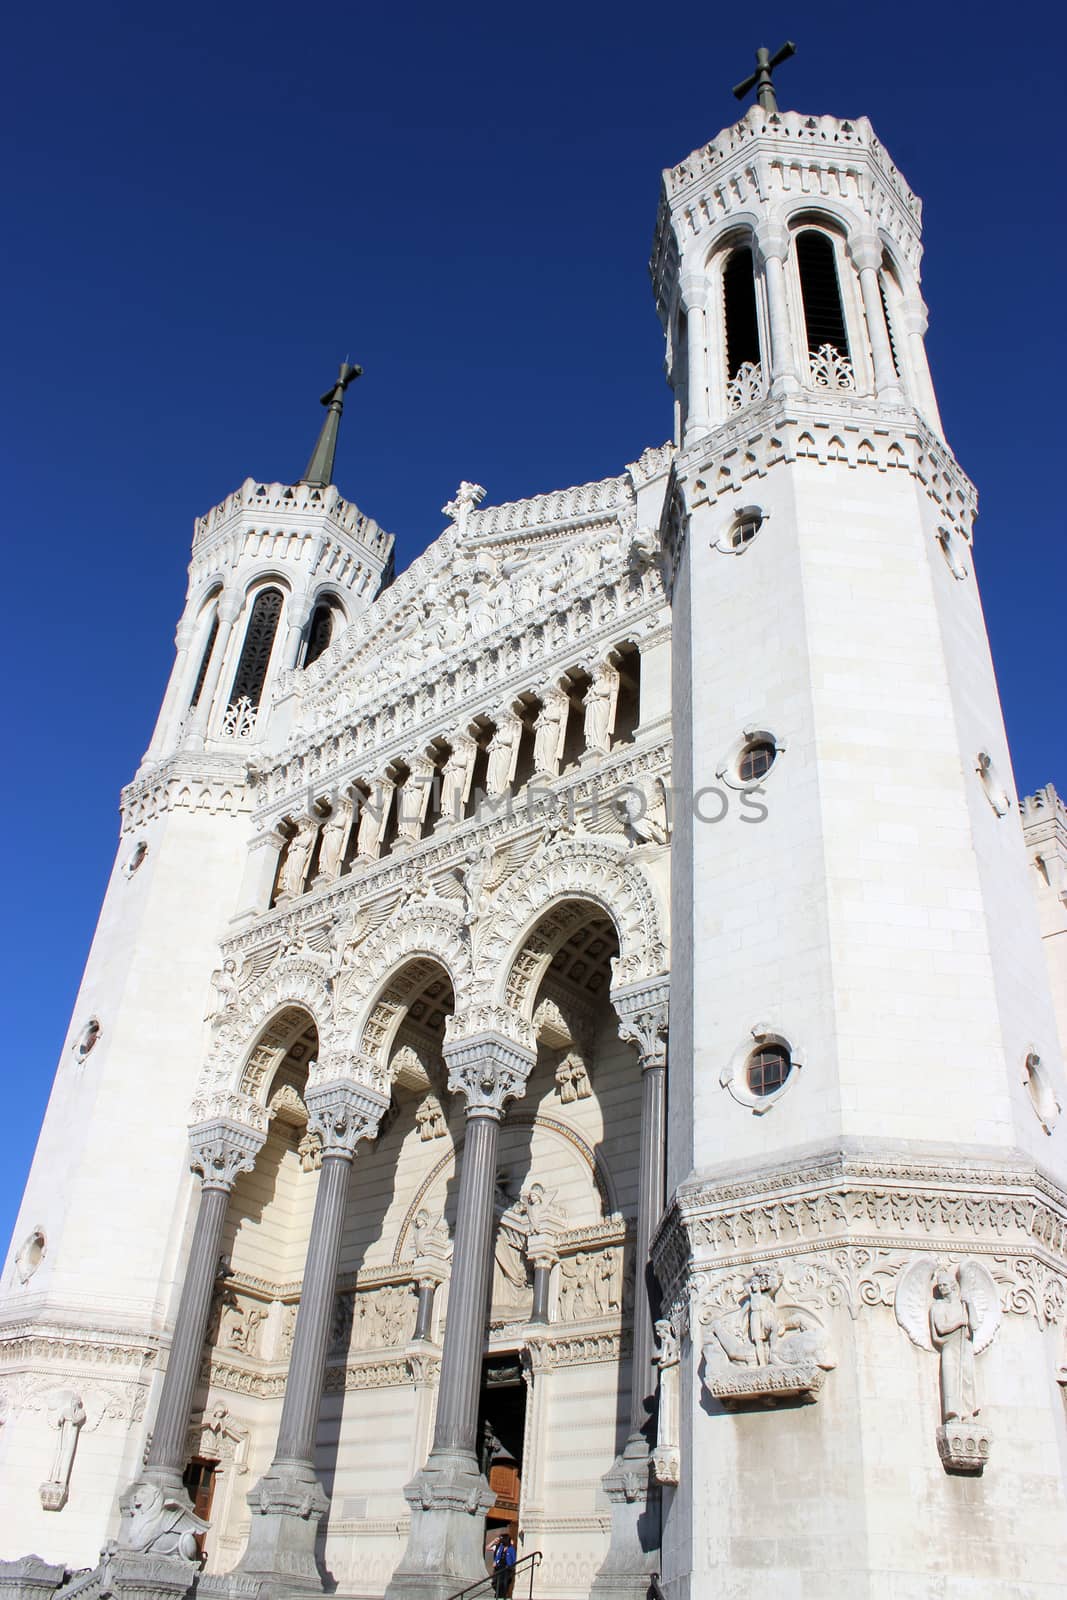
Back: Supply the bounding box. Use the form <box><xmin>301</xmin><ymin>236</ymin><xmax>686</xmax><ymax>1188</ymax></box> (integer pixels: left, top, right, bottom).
<box><xmin>191</xmin><ymin>476</ymin><xmax>393</xmax><ymax>564</ymax></box>
<box><xmin>653</xmin><ymin>1146</ymin><xmax>1067</xmax><ymax>1324</ymax></box>
<box><xmin>121</xmin><ymin>751</ymin><xmax>253</xmax><ymax>833</ymax></box>
<box><xmin>679</xmin><ymin>400</ymin><xmax>975</xmax><ymax>529</ymax></box>
<box><xmin>0</xmin><ymin>1321</ymin><xmax>159</xmax><ymax>1373</ymax></box>
<box><xmin>652</xmin><ymin>107</ymin><xmax>922</xmax><ymax>314</ymax></box>
<box><xmin>224</xmin><ymin>737</ymin><xmax>671</xmax><ymax>962</ymax></box>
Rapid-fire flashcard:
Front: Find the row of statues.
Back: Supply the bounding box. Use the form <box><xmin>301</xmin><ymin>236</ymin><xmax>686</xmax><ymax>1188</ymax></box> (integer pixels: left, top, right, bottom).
<box><xmin>273</xmin><ymin>653</ymin><xmax>630</xmax><ymax>903</ymax></box>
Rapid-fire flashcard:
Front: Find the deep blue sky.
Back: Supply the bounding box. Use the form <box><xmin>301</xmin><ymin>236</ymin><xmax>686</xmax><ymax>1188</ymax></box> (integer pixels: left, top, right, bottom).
<box><xmin>2</xmin><ymin>1</ymin><xmax>1064</xmax><ymax>1249</ymax></box>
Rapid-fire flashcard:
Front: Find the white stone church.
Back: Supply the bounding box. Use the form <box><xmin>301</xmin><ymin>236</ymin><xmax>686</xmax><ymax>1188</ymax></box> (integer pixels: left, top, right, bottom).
<box><xmin>3</xmin><ymin>68</ymin><xmax>1067</xmax><ymax>1600</ymax></box>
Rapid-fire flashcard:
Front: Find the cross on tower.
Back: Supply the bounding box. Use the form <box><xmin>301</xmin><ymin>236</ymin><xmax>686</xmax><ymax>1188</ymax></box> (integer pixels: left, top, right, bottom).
<box><xmin>299</xmin><ymin>359</ymin><xmax>363</xmax><ymax>489</ymax></box>
<box><xmin>733</xmin><ymin>41</ymin><xmax>796</xmax><ymax>115</ymax></box>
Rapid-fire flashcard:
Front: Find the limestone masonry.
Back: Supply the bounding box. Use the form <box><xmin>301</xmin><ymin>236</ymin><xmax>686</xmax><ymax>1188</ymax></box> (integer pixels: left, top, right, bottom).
<box><xmin>3</xmin><ymin>92</ymin><xmax>1067</xmax><ymax>1600</ymax></box>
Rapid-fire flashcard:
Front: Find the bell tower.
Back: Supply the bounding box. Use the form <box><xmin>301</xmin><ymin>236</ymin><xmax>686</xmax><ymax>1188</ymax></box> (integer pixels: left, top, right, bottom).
<box><xmin>0</xmin><ymin>372</ymin><xmax>394</xmax><ymax>1567</ymax></box>
<box><xmin>655</xmin><ymin>55</ymin><xmax>1067</xmax><ymax>1599</ymax></box>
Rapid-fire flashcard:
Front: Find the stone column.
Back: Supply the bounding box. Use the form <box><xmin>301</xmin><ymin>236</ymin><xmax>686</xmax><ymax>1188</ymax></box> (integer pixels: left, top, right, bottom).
<box><xmin>138</xmin><ymin>1121</ymin><xmax>264</xmax><ymax>1495</ymax></box>
<box><xmin>385</xmin><ymin>1030</ymin><xmax>534</xmax><ymax>1600</ymax></box>
<box><xmin>755</xmin><ymin>223</ymin><xmax>800</xmax><ymax>396</ymax></box>
<box><xmin>144</xmin><ymin>617</ymin><xmax>195</xmax><ymax>761</ymax></box>
<box><xmin>901</xmin><ymin>292</ymin><xmax>945</xmax><ymax>435</ymax></box>
<box><xmin>412</xmin><ymin>1281</ymin><xmax>437</xmax><ymax>1342</ymax></box>
<box><xmin>231</xmin><ymin>826</ymin><xmax>288</xmax><ymax>925</ymax></box>
<box><xmin>281</xmin><ymin>594</ymin><xmax>314</xmax><ymax>672</ymax></box>
<box><xmin>528</xmin><ymin>1245</ymin><xmax>557</xmax><ymax>1326</ymax></box>
<box><xmin>238</xmin><ymin>1080</ymin><xmax>388</xmax><ymax>1592</ymax></box>
<box><xmin>183</xmin><ymin>596</ymin><xmax>241</xmax><ymax>750</ymax></box>
<box><xmin>592</xmin><ymin>979</ymin><xmax>669</xmax><ymax>1600</ymax></box>
<box><xmin>849</xmin><ymin>234</ymin><xmax>903</xmax><ymax>402</ymax></box>
<box><xmin>679</xmin><ymin>272</ymin><xmax>709</xmax><ymax>443</ymax></box>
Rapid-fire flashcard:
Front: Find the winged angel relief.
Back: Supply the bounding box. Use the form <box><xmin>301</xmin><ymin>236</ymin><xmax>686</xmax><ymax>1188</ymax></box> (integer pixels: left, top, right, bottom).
<box><xmin>894</xmin><ymin>1257</ymin><xmax>1001</xmax><ymax>1473</ymax></box>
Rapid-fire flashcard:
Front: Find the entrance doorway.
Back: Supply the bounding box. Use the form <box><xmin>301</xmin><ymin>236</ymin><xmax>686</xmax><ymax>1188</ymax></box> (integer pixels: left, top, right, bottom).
<box><xmin>478</xmin><ymin>1353</ymin><xmax>526</xmax><ymax>1550</ymax></box>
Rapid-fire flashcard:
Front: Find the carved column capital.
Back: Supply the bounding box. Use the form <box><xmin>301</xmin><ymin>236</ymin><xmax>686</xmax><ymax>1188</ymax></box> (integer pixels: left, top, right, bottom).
<box><xmin>678</xmin><ymin>270</ymin><xmax>707</xmax><ymax>313</ymax></box>
<box><xmin>304</xmin><ymin>1081</ymin><xmax>390</xmax><ymax>1159</ymax></box>
<box><xmin>753</xmin><ymin>221</ymin><xmax>790</xmax><ymax>265</ymax></box>
<box><xmin>846</xmin><ymin>231</ymin><xmax>884</xmax><ymax>274</ymax></box>
<box><xmin>443</xmin><ymin>1031</ymin><xmax>536</xmax><ymax>1117</ymax></box>
<box><xmin>188</xmin><ymin>1119</ymin><xmax>266</xmax><ymax>1191</ymax></box>
<box><xmin>612</xmin><ymin>977</ymin><xmax>670</xmax><ymax>1070</ymax></box>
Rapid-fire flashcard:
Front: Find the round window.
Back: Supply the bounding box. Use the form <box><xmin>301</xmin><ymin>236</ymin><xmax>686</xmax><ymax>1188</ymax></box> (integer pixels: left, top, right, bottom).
<box><xmin>732</xmin><ymin>511</ymin><xmax>762</xmax><ymax>548</ymax></box>
<box><xmin>738</xmin><ymin>740</ymin><xmax>776</xmax><ymax>783</ymax></box>
<box><xmin>746</xmin><ymin>1045</ymin><xmax>792</xmax><ymax>1097</ymax></box>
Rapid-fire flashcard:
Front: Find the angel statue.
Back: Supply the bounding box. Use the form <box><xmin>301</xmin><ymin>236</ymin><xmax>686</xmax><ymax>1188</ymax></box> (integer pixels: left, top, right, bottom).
<box><xmin>894</xmin><ymin>1257</ymin><xmax>1001</xmax><ymax>1425</ymax></box>
<box><xmin>207</xmin><ymin>958</ymin><xmax>240</xmax><ymax>1022</ymax></box>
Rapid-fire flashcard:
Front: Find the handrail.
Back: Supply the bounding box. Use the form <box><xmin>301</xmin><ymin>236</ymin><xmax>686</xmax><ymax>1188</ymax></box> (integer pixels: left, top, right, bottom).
<box><xmin>444</xmin><ymin>1549</ymin><xmax>543</xmax><ymax>1600</ymax></box>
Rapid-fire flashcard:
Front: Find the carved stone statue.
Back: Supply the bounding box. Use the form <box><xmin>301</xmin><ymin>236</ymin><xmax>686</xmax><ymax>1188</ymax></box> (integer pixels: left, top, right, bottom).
<box><xmin>39</xmin><ymin>1390</ymin><xmax>86</xmax><ymax>1511</ymax></box>
<box><xmin>554</xmin><ymin>1049</ymin><xmax>592</xmax><ymax>1103</ymax></box>
<box><xmin>558</xmin><ymin>1251</ymin><xmax>604</xmax><ymax>1321</ymax></box>
<box><xmin>415</xmin><ymin>1094</ymin><xmax>448</xmax><ymax>1141</ymax></box>
<box><xmin>119</xmin><ymin>1480</ymin><xmax>209</xmax><ymax>1559</ymax></box>
<box><xmin>582</xmin><ymin>664</ymin><xmax>618</xmax><ymax>755</ymax></box>
<box><xmin>411</xmin><ymin>1208</ymin><xmax>451</xmax><ymax>1260</ymax></box>
<box><xmin>485</xmin><ymin>715</ymin><xmax>520</xmax><ymax>797</ymax></box>
<box><xmin>533</xmin><ymin>690</ymin><xmax>568</xmax><ymax>777</ymax></box>
<box><xmin>355</xmin><ymin>782</ymin><xmax>393</xmax><ymax>859</ymax></box>
<box><xmin>461</xmin><ymin>845</ymin><xmax>495</xmax><ymax>925</ymax></box>
<box><xmin>278</xmin><ymin>815</ymin><xmax>319</xmax><ymax>899</ymax></box>
<box><xmin>206</xmin><ymin>958</ymin><xmax>240</xmax><ymax>1022</ymax></box>
<box><xmin>703</xmin><ymin>1264</ymin><xmax>836</xmax><ymax>1406</ymax></box>
<box><xmin>895</xmin><ymin>1257</ymin><xmax>1000</xmax><ymax>1472</ymax></box>
<box><xmin>651</xmin><ymin>1320</ymin><xmax>680</xmax><ymax>1485</ymax></box>
<box><xmin>492</xmin><ymin>1184</ymin><xmax>531</xmax><ymax>1309</ymax></box>
<box><xmin>315</xmin><ymin>797</ymin><xmax>352</xmax><ymax>881</ymax></box>
<box><xmin>618</xmin><ymin>779</ymin><xmax>670</xmax><ymax>846</ymax></box>
<box><xmin>436</xmin><ymin>735</ymin><xmax>473</xmax><ymax>825</ymax></box>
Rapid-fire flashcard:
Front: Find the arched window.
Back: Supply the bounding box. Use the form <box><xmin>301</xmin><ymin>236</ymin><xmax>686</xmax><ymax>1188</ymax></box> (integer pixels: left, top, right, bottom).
<box><xmin>723</xmin><ymin>248</ymin><xmax>761</xmax><ymax>377</ymax></box>
<box><xmin>188</xmin><ymin>611</ymin><xmax>220</xmax><ymax>709</ymax></box>
<box><xmin>722</xmin><ymin>246</ymin><xmax>764</xmax><ymax>411</ymax></box>
<box><xmin>796</xmin><ymin>230</ymin><xmax>852</xmax><ymax>388</ymax></box>
<box><xmin>304</xmin><ymin>602</ymin><xmax>336</xmax><ymax>669</ymax></box>
<box><xmin>878</xmin><ymin>258</ymin><xmax>904</xmax><ymax>380</ymax></box>
<box><xmin>229</xmin><ymin>588</ymin><xmax>283</xmax><ymax>711</ymax></box>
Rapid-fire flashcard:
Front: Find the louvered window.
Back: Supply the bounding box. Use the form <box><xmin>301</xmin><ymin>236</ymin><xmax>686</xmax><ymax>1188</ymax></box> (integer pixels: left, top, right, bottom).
<box><xmin>188</xmin><ymin>613</ymin><xmax>219</xmax><ymax>709</ymax></box>
<box><xmin>796</xmin><ymin>230</ymin><xmax>849</xmax><ymax>358</ymax></box>
<box><xmin>878</xmin><ymin>273</ymin><xmax>901</xmax><ymax>376</ymax></box>
<box><xmin>723</xmin><ymin>247</ymin><xmax>761</xmax><ymax>377</ymax></box>
<box><xmin>229</xmin><ymin>588</ymin><xmax>283</xmax><ymax>710</ymax></box>
<box><xmin>304</xmin><ymin>603</ymin><xmax>335</xmax><ymax>669</ymax></box>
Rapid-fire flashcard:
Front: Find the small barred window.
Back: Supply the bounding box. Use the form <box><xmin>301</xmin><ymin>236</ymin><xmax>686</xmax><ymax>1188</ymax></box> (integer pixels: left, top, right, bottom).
<box><xmin>746</xmin><ymin>1045</ymin><xmax>791</xmax><ymax>1097</ymax></box>
<box><xmin>738</xmin><ymin>740</ymin><xmax>776</xmax><ymax>783</ymax></box>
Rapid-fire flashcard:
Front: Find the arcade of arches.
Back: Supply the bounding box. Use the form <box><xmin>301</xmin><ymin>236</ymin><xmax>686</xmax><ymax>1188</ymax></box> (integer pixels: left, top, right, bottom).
<box><xmin>163</xmin><ymin>899</ymin><xmax>668</xmax><ymax>1596</ymax></box>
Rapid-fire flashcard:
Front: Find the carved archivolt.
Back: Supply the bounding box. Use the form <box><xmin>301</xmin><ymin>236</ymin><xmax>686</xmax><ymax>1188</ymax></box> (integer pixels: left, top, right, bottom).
<box><xmin>474</xmin><ymin>835</ymin><xmax>666</xmax><ymax>1015</ymax></box>
<box><xmin>337</xmin><ymin>906</ymin><xmax>472</xmax><ymax>1072</ymax></box>
<box><xmin>198</xmin><ymin>955</ymin><xmax>331</xmax><ymax>1104</ymax></box>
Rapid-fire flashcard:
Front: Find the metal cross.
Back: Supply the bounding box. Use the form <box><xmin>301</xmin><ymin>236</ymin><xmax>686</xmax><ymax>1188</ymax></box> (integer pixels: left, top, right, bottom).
<box><xmin>733</xmin><ymin>41</ymin><xmax>796</xmax><ymax>115</ymax></box>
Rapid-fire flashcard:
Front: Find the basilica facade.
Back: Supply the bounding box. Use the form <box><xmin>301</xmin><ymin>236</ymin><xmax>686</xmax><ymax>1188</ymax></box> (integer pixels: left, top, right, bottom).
<box><xmin>3</xmin><ymin>87</ymin><xmax>1067</xmax><ymax>1600</ymax></box>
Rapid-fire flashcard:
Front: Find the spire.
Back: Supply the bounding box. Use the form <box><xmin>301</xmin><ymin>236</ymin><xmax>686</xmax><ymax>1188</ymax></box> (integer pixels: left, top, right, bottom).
<box><xmin>299</xmin><ymin>360</ymin><xmax>362</xmax><ymax>488</ymax></box>
<box><xmin>733</xmin><ymin>41</ymin><xmax>796</xmax><ymax>114</ymax></box>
